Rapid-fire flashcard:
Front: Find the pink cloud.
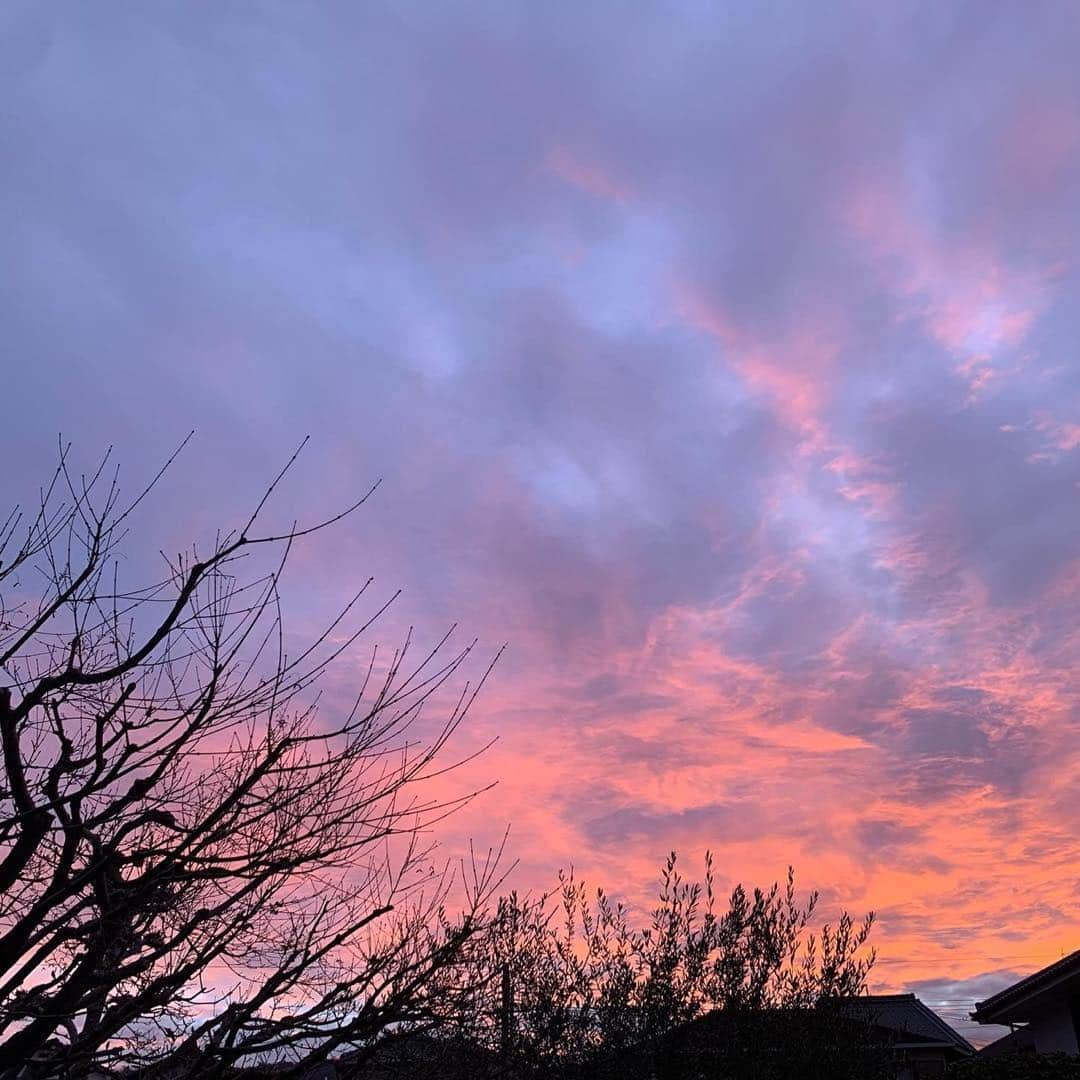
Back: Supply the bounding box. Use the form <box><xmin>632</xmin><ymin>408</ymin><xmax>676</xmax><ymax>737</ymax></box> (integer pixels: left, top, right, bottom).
<box><xmin>415</xmin><ymin>521</ymin><xmax>1080</xmax><ymax>1000</ymax></box>
<box><xmin>671</xmin><ymin>284</ymin><xmax>843</xmax><ymax>452</ymax></box>
<box><xmin>1036</xmin><ymin>412</ymin><xmax>1080</xmax><ymax>452</ymax></box>
<box><xmin>546</xmin><ymin>144</ymin><xmax>632</xmax><ymax>204</ymax></box>
<box><xmin>841</xmin><ymin>174</ymin><xmax>1051</xmax><ymax>399</ymax></box>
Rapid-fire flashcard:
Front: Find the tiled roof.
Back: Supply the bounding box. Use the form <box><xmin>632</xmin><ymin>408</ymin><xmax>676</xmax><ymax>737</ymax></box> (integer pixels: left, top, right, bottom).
<box><xmin>972</xmin><ymin>949</ymin><xmax>1080</xmax><ymax>1023</ymax></box>
<box><xmin>842</xmin><ymin>994</ymin><xmax>975</xmax><ymax>1054</ymax></box>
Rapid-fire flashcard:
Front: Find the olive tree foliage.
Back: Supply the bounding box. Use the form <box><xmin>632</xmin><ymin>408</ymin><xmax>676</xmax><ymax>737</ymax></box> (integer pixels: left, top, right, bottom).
<box><xmin>451</xmin><ymin>853</ymin><xmax>881</xmax><ymax>1078</ymax></box>
<box><xmin>0</xmin><ymin>443</ymin><xmax>502</xmax><ymax>1079</ymax></box>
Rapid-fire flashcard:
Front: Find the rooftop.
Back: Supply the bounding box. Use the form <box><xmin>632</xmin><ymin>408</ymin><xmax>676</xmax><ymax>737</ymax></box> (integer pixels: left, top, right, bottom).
<box><xmin>843</xmin><ymin>993</ymin><xmax>975</xmax><ymax>1056</ymax></box>
<box><xmin>972</xmin><ymin>949</ymin><xmax>1080</xmax><ymax>1025</ymax></box>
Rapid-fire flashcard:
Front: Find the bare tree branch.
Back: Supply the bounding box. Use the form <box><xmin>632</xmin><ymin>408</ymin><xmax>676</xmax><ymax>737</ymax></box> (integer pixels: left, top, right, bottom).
<box><xmin>0</xmin><ymin>445</ymin><xmax>501</xmax><ymax>1079</ymax></box>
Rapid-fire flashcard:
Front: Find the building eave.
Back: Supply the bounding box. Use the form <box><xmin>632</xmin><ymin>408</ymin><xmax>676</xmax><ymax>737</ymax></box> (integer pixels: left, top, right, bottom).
<box><xmin>971</xmin><ymin>949</ymin><xmax>1080</xmax><ymax>1024</ymax></box>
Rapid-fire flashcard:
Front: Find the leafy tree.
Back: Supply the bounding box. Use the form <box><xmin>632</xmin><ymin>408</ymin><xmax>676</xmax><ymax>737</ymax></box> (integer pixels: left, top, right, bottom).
<box><xmin>450</xmin><ymin>852</ymin><xmax>884</xmax><ymax>1079</ymax></box>
<box><xmin>0</xmin><ymin>443</ymin><xmax>501</xmax><ymax>1079</ymax></box>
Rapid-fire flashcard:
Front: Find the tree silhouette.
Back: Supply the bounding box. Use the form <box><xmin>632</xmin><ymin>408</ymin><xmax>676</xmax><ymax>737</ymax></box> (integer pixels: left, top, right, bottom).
<box><xmin>449</xmin><ymin>854</ymin><xmax>883</xmax><ymax>1079</ymax></box>
<box><xmin>0</xmin><ymin>441</ymin><xmax>501</xmax><ymax>1079</ymax></box>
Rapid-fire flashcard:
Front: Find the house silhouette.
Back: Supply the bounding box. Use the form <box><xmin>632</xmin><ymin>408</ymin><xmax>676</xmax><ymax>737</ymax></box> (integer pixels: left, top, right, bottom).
<box><xmin>971</xmin><ymin>948</ymin><xmax>1080</xmax><ymax>1055</ymax></box>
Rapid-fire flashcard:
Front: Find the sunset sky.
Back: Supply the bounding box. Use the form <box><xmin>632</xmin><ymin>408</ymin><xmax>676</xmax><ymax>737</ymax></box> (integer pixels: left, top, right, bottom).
<box><xmin>4</xmin><ymin>2</ymin><xmax>1080</xmax><ymax>1045</ymax></box>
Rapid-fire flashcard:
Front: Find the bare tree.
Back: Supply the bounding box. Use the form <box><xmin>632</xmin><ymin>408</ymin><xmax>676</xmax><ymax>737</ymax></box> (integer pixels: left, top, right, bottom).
<box><xmin>0</xmin><ymin>441</ymin><xmax>502</xmax><ymax>1079</ymax></box>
